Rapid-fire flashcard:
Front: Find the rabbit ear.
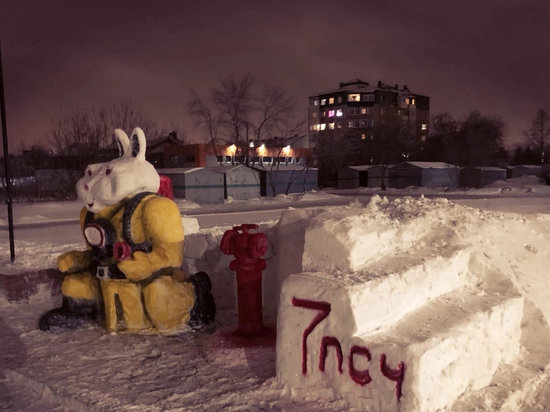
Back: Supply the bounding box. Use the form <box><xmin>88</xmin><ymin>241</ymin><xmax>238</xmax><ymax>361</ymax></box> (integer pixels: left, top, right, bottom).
<box><xmin>114</xmin><ymin>129</ymin><xmax>130</xmax><ymax>158</ymax></box>
<box><xmin>129</xmin><ymin>127</ymin><xmax>147</xmax><ymax>160</ymax></box>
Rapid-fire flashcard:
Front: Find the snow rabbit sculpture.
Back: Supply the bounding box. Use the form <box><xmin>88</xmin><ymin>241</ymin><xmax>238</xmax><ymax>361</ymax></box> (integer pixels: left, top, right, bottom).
<box><xmin>39</xmin><ymin>127</ymin><xmax>216</xmax><ymax>332</ymax></box>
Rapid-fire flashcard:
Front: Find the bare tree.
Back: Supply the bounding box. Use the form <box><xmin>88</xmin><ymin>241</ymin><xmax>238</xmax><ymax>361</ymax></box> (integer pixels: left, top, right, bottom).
<box><xmin>107</xmin><ymin>100</ymin><xmax>163</xmax><ymax>142</ymax></box>
<box><xmin>187</xmin><ymin>74</ymin><xmax>305</xmax><ymax>167</ymax></box>
<box><xmin>48</xmin><ymin>106</ymin><xmax>108</xmax><ymax>164</ymax></box>
<box><xmin>46</xmin><ymin>101</ymin><xmax>161</xmax><ymax>197</ymax></box>
<box><xmin>187</xmin><ymin>88</ymin><xmax>223</xmax><ymax>161</ymax></box>
<box><xmin>213</xmin><ymin>74</ymin><xmax>255</xmax><ymax>155</ymax></box>
<box><xmin>524</xmin><ymin>108</ymin><xmax>550</xmax><ymax>163</ymax></box>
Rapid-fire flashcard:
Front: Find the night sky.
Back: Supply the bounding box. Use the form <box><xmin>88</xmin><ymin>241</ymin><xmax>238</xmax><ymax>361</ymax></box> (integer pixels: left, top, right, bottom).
<box><xmin>1</xmin><ymin>0</ymin><xmax>548</xmax><ymax>152</ymax></box>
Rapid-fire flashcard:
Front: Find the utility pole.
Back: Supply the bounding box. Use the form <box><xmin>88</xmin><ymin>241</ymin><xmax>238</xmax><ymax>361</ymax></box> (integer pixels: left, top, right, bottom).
<box><xmin>0</xmin><ymin>33</ymin><xmax>16</xmax><ymax>262</ymax></box>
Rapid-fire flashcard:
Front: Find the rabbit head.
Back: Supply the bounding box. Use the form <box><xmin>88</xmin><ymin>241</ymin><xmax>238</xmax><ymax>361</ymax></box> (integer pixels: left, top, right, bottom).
<box><xmin>76</xmin><ymin>127</ymin><xmax>160</xmax><ymax>213</ymax></box>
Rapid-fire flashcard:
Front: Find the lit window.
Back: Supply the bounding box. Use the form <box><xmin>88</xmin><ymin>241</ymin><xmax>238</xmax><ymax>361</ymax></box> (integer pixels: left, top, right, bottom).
<box><xmin>348</xmin><ymin>121</ymin><xmax>355</xmax><ymax>128</ymax></box>
<box><xmin>361</xmin><ymin>133</ymin><xmax>366</xmax><ymax>140</ymax></box>
<box><xmin>320</xmin><ymin>123</ymin><xmax>326</xmax><ymax>131</ymax></box>
<box><xmin>336</xmin><ymin>109</ymin><xmax>343</xmax><ymax>117</ymax></box>
<box><xmin>411</xmin><ymin>98</ymin><xmax>415</xmax><ymax>105</ymax></box>
<box><xmin>405</xmin><ymin>98</ymin><xmax>410</xmax><ymax>105</ymax></box>
<box><xmin>310</xmin><ymin>125</ymin><xmax>315</xmax><ymax>131</ymax></box>
<box><xmin>321</xmin><ymin>98</ymin><xmax>326</xmax><ymax>105</ymax></box>
<box><xmin>329</xmin><ymin>123</ymin><xmax>335</xmax><ymax>130</ymax></box>
<box><xmin>361</xmin><ymin>108</ymin><xmax>367</xmax><ymax>115</ymax></box>
<box><xmin>314</xmin><ymin>99</ymin><xmax>319</xmax><ymax>106</ymax></box>
<box><xmin>336</xmin><ymin>122</ymin><xmax>342</xmax><ymax>129</ymax></box>
<box><xmin>421</xmin><ymin>123</ymin><xmax>427</xmax><ymax>130</ymax></box>
<box><xmin>328</xmin><ymin>110</ymin><xmax>335</xmax><ymax>117</ymax></box>
<box><xmin>348</xmin><ymin>94</ymin><xmax>360</xmax><ymax>102</ymax></box>
<box><xmin>329</xmin><ymin>97</ymin><xmax>334</xmax><ymax>104</ymax></box>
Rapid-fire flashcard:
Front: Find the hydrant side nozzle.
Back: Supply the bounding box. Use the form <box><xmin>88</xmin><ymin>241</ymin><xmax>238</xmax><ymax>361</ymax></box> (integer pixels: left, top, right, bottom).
<box><xmin>220</xmin><ymin>229</ymin><xmax>237</xmax><ymax>255</ymax></box>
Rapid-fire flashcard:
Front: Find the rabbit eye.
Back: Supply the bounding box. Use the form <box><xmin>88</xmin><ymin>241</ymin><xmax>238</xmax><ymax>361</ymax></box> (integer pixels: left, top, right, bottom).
<box><xmin>105</xmin><ymin>168</ymin><xmax>112</xmax><ymax>175</ymax></box>
<box><xmin>87</xmin><ymin>169</ymin><xmax>92</xmax><ymax>176</ymax></box>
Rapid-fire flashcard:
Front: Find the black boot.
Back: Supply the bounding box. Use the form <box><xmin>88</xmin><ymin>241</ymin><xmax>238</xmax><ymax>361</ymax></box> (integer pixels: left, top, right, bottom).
<box><xmin>38</xmin><ymin>296</ymin><xmax>104</xmax><ymax>332</ymax></box>
<box><xmin>188</xmin><ymin>272</ymin><xmax>216</xmax><ymax>329</ymax></box>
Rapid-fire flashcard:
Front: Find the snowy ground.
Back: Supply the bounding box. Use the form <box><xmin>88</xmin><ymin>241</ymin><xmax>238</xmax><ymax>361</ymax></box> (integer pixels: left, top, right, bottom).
<box><xmin>2</xmin><ymin>176</ymin><xmax>550</xmax><ymax>411</ymax></box>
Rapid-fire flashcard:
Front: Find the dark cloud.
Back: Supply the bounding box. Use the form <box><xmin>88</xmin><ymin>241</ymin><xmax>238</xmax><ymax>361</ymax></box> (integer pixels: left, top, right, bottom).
<box><xmin>0</xmin><ymin>0</ymin><xmax>548</xmax><ymax>151</ymax></box>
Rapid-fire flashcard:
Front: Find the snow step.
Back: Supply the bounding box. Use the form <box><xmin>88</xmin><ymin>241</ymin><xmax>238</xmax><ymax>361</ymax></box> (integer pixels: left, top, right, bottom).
<box><xmin>277</xmin><ymin>287</ymin><xmax>524</xmax><ymax>412</ymax></box>
<box><xmin>446</xmin><ymin>302</ymin><xmax>550</xmax><ymax>411</ymax></box>
<box><xmin>278</xmin><ymin>245</ymin><xmax>471</xmax><ymax>337</ymax></box>
<box><xmin>301</xmin><ymin>206</ymin><xmax>444</xmax><ymax>273</ymax></box>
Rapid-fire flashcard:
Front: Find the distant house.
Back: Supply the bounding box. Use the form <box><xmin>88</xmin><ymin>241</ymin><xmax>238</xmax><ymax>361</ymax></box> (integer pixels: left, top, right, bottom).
<box><xmin>506</xmin><ymin>165</ymin><xmax>542</xmax><ymax>179</ymax></box>
<box><xmin>389</xmin><ymin>162</ymin><xmax>459</xmax><ymax>189</ymax></box>
<box><xmin>164</xmin><ymin>143</ymin><xmax>312</xmax><ymax>169</ymax></box>
<box><xmin>460</xmin><ymin>167</ymin><xmax>507</xmax><ymax>188</ymax></box>
<box><xmin>337</xmin><ymin>165</ymin><xmax>390</xmax><ymax>189</ymax></box>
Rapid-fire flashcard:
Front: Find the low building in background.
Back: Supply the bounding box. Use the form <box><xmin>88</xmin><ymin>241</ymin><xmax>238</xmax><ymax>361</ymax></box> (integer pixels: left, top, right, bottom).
<box><xmin>337</xmin><ymin>165</ymin><xmax>391</xmax><ymax>189</ymax></box>
<box><xmin>460</xmin><ymin>167</ymin><xmax>507</xmax><ymax>188</ymax></box>
<box><xmin>164</xmin><ymin>142</ymin><xmax>312</xmax><ymax>170</ymax></box>
<box><xmin>390</xmin><ymin>161</ymin><xmax>459</xmax><ymax>189</ymax></box>
<box><xmin>506</xmin><ymin>165</ymin><xmax>542</xmax><ymax>179</ymax></box>
<box><xmin>207</xmin><ymin>165</ymin><xmax>261</xmax><ymax>200</ymax></box>
<box><xmin>262</xmin><ymin>166</ymin><xmax>318</xmax><ymax>197</ymax></box>
<box><xmin>156</xmin><ymin>167</ymin><xmax>224</xmax><ymax>204</ymax></box>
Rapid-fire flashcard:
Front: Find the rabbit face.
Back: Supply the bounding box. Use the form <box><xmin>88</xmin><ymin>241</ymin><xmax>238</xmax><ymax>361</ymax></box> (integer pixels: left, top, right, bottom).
<box><xmin>76</xmin><ymin>127</ymin><xmax>160</xmax><ymax>213</ymax></box>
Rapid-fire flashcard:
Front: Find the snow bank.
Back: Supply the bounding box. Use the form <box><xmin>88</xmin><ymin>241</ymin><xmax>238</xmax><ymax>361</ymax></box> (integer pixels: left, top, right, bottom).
<box><xmin>275</xmin><ymin>196</ymin><xmax>550</xmax><ymax>411</ymax></box>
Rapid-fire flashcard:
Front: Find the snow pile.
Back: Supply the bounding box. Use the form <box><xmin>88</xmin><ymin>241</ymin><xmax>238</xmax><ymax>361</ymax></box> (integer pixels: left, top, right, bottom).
<box><xmin>275</xmin><ymin>196</ymin><xmax>550</xmax><ymax>411</ymax></box>
<box><xmin>3</xmin><ymin>195</ymin><xmax>550</xmax><ymax>410</ymax></box>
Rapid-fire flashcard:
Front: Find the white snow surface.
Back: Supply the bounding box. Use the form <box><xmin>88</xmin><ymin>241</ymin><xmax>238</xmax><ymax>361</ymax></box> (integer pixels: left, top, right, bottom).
<box><xmin>2</xmin><ymin>178</ymin><xmax>550</xmax><ymax>410</ymax></box>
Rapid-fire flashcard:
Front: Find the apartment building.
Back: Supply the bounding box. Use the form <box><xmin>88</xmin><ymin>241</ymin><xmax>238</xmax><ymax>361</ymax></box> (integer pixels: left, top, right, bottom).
<box><xmin>308</xmin><ymin>79</ymin><xmax>430</xmax><ymax>148</ymax></box>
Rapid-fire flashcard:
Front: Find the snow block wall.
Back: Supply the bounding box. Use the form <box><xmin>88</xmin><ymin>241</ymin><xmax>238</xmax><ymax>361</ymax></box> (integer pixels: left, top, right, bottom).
<box><xmin>182</xmin><ymin>221</ymin><xmax>280</xmax><ymax>323</ymax></box>
<box><xmin>275</xmin><ymin>197</ymin><xmax>537</xmax><ymax>412</ymax></box>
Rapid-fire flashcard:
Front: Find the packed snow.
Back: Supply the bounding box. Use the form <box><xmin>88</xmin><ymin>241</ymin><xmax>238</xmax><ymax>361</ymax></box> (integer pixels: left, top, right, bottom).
<box><xmin>2</xmin><ymin>178</ymin><xmax>550</xmax><ymax>411</ymax></box>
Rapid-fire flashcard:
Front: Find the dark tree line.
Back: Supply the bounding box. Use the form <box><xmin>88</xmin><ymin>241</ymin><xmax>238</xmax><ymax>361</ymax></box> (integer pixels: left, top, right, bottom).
<box><xmin>425</xmin><ymin>111</ymin><xmax>508</xmax><ymax>167</ymax></box>
<box><xmin>314</xmin><ymin>110</ymin><xmax>509</xmax><ymax>187</ymax></box>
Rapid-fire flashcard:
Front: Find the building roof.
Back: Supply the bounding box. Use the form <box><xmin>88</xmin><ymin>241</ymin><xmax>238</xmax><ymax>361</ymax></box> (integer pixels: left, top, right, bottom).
<box><xmin>311</xmin><ymin>81</ymin><xmax>377</xmax><ymax>97</ymax></box>
<box><xmin>348</xmin><ymin>165</ymin><xmax>376</xmax><ymax>171</ymax></box>
<box><xmin>462</xmin><ymin>166</ymin><xmax>507</xmax><ymax>172</ymax></box>
<box><xmin>310</xmin><ymin>80</ymin><xmax>427</xmax><ymax>98</ymax></box>
<box><xmin>157</xmin><ymin>167</ymin><xmax>208</xmax><ymax>174</ymax></box>
<box><xmin>509</xmin><ymin>165</ymin><xmax>542</xmax><ymax>169</ymax></box>
<box><xmin>263</xmin><ymin>166</ymin><xmax>318</xmax><ymax>171</ymax></box>
<box><xmin>207</xmin><ymin>165</ymin><xmax>257</xmax><ymax>173</ymax></box>
<box><xmin>399</xmin><ymin>161</ymin><xmax>458</xmax><ymax>169</ymax></box>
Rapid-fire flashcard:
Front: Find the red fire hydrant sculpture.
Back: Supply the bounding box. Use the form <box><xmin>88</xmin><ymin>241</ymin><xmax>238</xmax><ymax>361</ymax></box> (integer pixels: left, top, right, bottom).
<box><xmin>220</xmin><ymin>224</ymin><xmax>268</xmax><ymax>338</ymax></box>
